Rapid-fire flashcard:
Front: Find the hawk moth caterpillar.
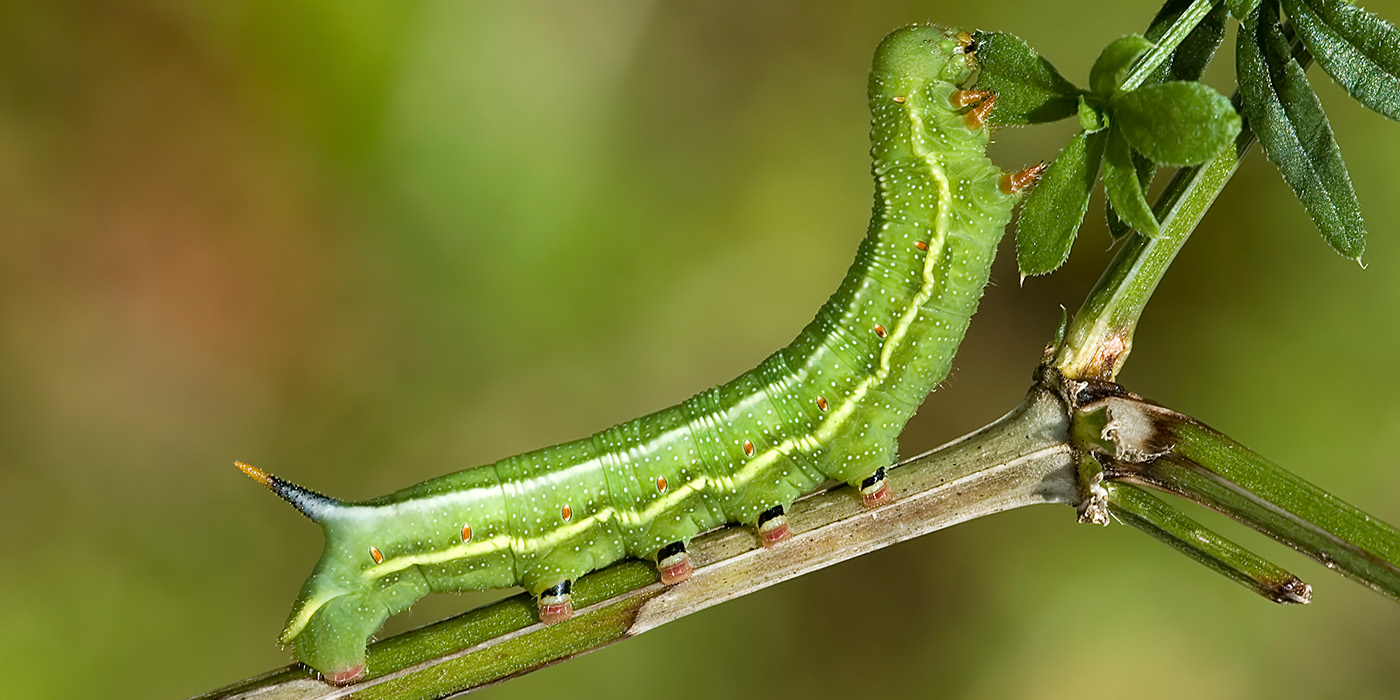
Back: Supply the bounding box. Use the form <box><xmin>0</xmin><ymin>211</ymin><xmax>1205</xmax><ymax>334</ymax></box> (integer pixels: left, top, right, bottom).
<box><xmin>239</xmin><ymin>24</ymin><xmax>1041</xmax><ymax>684</ymax></box>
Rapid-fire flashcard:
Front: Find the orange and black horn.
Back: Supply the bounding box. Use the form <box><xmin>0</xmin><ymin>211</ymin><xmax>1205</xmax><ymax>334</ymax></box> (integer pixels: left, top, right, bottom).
<box><xmin>235</xmin><ymin>461</ymin><xmax>340</xmax><ymax>522</ymax></box>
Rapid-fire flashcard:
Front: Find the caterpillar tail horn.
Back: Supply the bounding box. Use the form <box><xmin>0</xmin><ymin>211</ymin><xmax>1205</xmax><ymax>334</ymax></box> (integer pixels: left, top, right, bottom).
<box><xmin>235</xmin><ymin>461</ymin><xmax>340</xmax><ymax>522</ymax></box>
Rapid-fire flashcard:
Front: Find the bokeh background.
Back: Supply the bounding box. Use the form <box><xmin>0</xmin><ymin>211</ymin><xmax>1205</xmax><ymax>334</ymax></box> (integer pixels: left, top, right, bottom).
<box><xmin>3</xmin><ymin>1</ymin><xmax>1400</xmax><ymax>698</ymax></box>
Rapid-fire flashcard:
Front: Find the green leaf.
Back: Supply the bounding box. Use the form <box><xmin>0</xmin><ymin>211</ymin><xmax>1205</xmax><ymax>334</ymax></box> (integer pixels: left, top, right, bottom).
<box><xmin>1097</xmin><ymin>0</ymin><xmax>1220</xmax><ymax>239</ymax></box>
<box><xmin>973</xmin><ymin>30</ymin><xmax>1082</xmax><ymax>125</ymax></box>
<box><xmin>1285</xmin><ymin>0</ymin><xmax>1400</xmax><ymax>121</ymax></box>
<box><xmin>1106</xmin><ymin>147</ymin><xmax>1157</xmax><ymax>238</ymax></box>
<box><xmin>1106</xmin><ymin>199</ymin><xmax>1131</xmax><ymax>238</ymax></box>
<box><xmin>1228</xmin><ymin>0</ymin><xmax>1262</xmax><ymax>21</ymax></box>
<box><xmin>1078</xmin><ymin>95</ymin><xmax>1108</xmax><ymax>132</ymax></box>
<box><xmin>1103</xmin><ymin>128</ymin><xmax>1161</xmax><ymax>237</ymax></box>
<box><xmin>1091</xmin><ymin>35</ymin><xmax>1155</xmax><ymax>95</ymax></box>
<box><xmin>1016</xmin><ymin>131</ymin><xmax>1107</xmax><ymax>276</ymax></box>
<box><xmin>1145</xmin><ymin>0</ymin><xmax>1230</xmax><ymax>82</ymax></box>
<box><xmin>1105</xmin><ymin>0</ymin><xmax>1223</xmax><ymax>238</ymax></box>
<box><xmin>1238</xmin><ymin>4</ymin><xmax>1366</xmax><ymax>258</ymax></box>
<box><xmin>1113</xmin><ymin>81</ymin><xmax>1241</xmax><ymax>165</ymax></box>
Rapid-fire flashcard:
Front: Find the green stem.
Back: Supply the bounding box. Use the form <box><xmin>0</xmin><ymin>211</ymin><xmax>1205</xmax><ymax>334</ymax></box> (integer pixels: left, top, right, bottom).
<box><xmin>1121</xmin><ymin>0</ymin><xmax>1221</xmax><ymax>92</ymax></box>
<box><xmin>1141</xmin><ymin>425</ymin><xmax>1400</xmax><ymax>600</ymax></box>
<box><xmin>1058</xmin><ymin>17</ymin><xmax>1311</xmax><ymax>382</ymax></box>
<box><xmin>1055</xmin><ymin>116</ymin><xmax>1252</xmax><ymax>380</ymax></box>
<box><xmin>1104</xmin><ymin>481</ymin><xmax>1313</xmax><ymax>603</ymax></box>
<box><xmin>1076</xmin><ymin>391</ymin><xmax>1400</xmax><ymax>602</ymax></box>
<box><xmin>1054</xmin><ymin>0</ymin><xmax>1236</xmax><ymax>381</ymax></box>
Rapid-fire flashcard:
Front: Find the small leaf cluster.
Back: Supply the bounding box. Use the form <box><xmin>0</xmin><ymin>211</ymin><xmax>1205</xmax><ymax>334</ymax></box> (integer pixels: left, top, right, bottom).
<box><xmin>975</xmin><ymin>0</ymin><xmax>1400</xmax><ymax>277</ymax></box>
<box><xmin>977</xmin><ymin>5</ymin><xmax>1238</xmax><ymax>276</ymax></box>
<box><xmin>1236</xmin><ymin>0</ymin><xmax>1400</xmax><ymax>261</ymax></box>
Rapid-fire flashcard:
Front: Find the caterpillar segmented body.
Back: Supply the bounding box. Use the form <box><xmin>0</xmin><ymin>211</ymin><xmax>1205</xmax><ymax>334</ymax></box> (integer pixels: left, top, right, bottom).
<box><xmin>240</xmin><ymin>25</ymin><xmax>1039</xmax><ymax>684</ymax></box>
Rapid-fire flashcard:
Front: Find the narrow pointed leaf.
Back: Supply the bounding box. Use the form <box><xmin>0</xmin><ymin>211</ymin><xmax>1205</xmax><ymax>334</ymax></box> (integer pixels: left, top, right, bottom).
<box><xmin>974</xmin><ymin>31</ymin><xmax>1082</xmax><ymax>125</ymax></box>
<box><xmin>1102</xmin><ymin>1</ymin><xmax>1219</xmax><ymax>238</ymax></box>
<box><xmin>1107</xmin><ymin>148</ymin><xmax>1157</xmax><ymax>238</ymax></box>
<box><xmin>1146</xmin><ymin>0</ymin><xmax>1230</xmax><ymax>82</ymax></box>
<box><xmin>1091</xmin><ymin>35</ymin><xmax>1155</xmax><ymax>96</ymax></box>
<box><xmin>1229</xmin><ymin>0</ymin><xmax>1262</xmax><ymax>21</ymax></box>
<box><xmin>1016</xmin><ymin>131</ymin><xmax>1107</xmax><ymax>276</ymax></box>
<box><xmin>1110</xmin><ymin>0</ymin><xmax>1227</xmax><ymax>238</ymax></box>
<box><xmin>1238</xmin><ymin>4</ymin><xmax>1367</xmax><ymax>258</ymax></box>
<box><xmin>1114</xmin><ymin>81</ymin><xmax>1241</xmax><ymax>165</ymax></box>
<box><xmin>1103</xmin><ymin>128</ymin><xmax>1161</xmax><ymax>237</ymax></box>
<box><xmin>1285</xmin><ymin>0</ymin><xmax>1400</xmax><ymax>121</ymax></box>
<box><xmin>1106</xmin><ymin>199</ymin><xmax>1131</xmax><ymax>238</ymax></box>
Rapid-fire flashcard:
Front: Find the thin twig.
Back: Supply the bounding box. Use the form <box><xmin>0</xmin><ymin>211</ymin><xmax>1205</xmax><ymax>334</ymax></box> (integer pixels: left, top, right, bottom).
<box><xmin>1078</xmin><ymin>391</ymin><xmax>1400</xmax><ymax>602</ymax></box>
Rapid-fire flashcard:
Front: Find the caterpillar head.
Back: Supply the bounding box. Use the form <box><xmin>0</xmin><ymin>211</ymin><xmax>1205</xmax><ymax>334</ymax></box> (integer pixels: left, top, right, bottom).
<box><xmin>873</xmin><ymin>25</ymin><xmax>978</xmax><ymax>86</ymax></box>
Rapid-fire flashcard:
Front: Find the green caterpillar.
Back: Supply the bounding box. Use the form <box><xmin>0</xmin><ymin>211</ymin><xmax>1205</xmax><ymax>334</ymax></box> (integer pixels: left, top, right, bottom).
<box><xmin>240</xmin><ymin>24</ymin><xmax>1040</xmax><ymax>684</ymax></box>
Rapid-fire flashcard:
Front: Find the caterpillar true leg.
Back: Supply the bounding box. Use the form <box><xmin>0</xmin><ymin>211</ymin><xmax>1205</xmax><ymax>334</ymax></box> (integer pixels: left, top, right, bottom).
<box><xmin>756</xmin><ymin>505</ymin><xmax>792</xmax><ymax>547</ymax></box>
<box><xmin>656</xmin><ymin>541</ymin><xmax>693</xmax><ymax>584</ymax></box>
<box><xmin>1000</xmin><ymin>162</ymin><xmax>1048</xmax><ymax>194</ymax></box>
<box><xmin>948</xmin><ymin>89</ymin><xmax>998</xmax><ymax>130</ymax></box>
<box><xmin>859</xmin><ymin>466</ymin><xmax>891</xmax><ymax>508</ymax></box>
<box><xmin>537</xmin><ymin>580</ymin><xmax>574</xmax><ymax>624</ymax></box>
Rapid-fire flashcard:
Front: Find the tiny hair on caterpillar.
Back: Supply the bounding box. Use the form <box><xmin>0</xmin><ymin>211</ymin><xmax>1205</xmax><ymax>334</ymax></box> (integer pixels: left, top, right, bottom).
<box><xmin>237</xmin><ymin>24</ymin><xmax>1043</xmax><ymax>685</ymax></box>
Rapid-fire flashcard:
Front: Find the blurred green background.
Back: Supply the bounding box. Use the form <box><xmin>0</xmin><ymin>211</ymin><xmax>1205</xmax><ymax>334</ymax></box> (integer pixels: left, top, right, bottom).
<box><xmin>3</xmin><ymin>1</ymin><xmax>1399</xmax><ymax>698</ymax></box>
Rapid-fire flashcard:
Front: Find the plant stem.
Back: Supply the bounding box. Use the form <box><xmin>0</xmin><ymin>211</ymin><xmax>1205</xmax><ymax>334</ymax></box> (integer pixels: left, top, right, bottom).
<box><xmin>1122</xmin><ymin>0</ymin><xmax>1221</xmax><ymax>92</ymax></box>
<box><xmin>1104</xmin><ymin>481</ymin><xmax>1313</xmax><ymax>603</ymax></box>
<box><xmin>1055</xmin><ymin>117</ymin><xmax>1252</xmax><ymax>381</ymax></box>
<box><xmin>196</xmin><ymin>387</ymin><xmax>1075</xmax><ymax>700</ymax></box>
<box><xmin>1047</xmin><ymin>5</ymin><xmax>1400</xmax><ymax>634</ymax></box>
<box><xmin>1077</xmin><ymin>391</ymin><xmax>1400</xmax><ymax>602</ymax></box>
<box><xmin>1055</xmin><ymin>0</ymin><xmax>1241</xmax><ymax>381</ymax></box>
<box><xmin>1058</xmin><ymin>16</ymin><xmax>1311</xmax><ymax>381</ymax></box>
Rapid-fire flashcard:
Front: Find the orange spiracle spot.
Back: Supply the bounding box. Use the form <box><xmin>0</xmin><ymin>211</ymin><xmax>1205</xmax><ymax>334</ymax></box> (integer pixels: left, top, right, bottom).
<box><xmin>561</xmin><ymin>504</ymin><xmax>573</xmax><ymax>522</ymax></box>
<box><xmin>874</xmin><ymin>324</ymin><xmax>887</xmax><ymax>338</ymax></box>
<box><xmin>369</xmin><ymin>546</ymin><xmax>385</xmax><ymax>565</ymax></box>
<box><xmin>656</xmin><ymin>475</ymin><xmax>668</xmax><ymax>493</ymax></box>
<box><xmin>816</xmin><ymin>396</ymin><xmax>828</xmax><ymax>411</ymax></box>
<box><xmin>743</xmin><ymin>440</ymin><xmax>755</xmax><ymax>457</ymax></box>
<box><xmin>461</xmin><ymin>523</ymin><xmax>473</xmax><ymax>542</ymax></box>
<box><xmin>892</xmin><ymin>95</ymin><xmax>906</xmax><ymax>104</ymax></box>
<box><xmin>914</xmin><ymin>240</ymin><xmax>928</xmax><ymax>251</ymax></box>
